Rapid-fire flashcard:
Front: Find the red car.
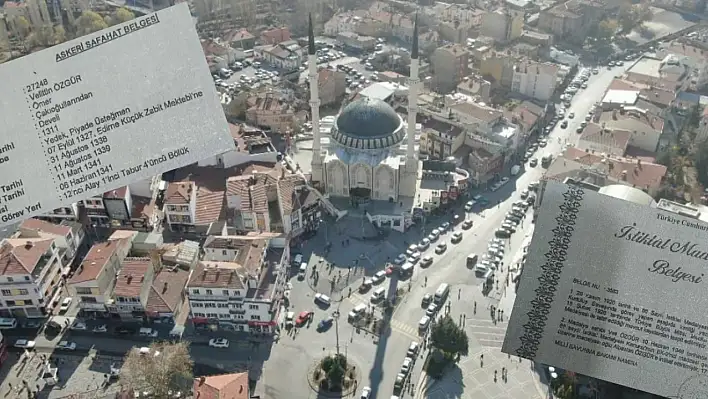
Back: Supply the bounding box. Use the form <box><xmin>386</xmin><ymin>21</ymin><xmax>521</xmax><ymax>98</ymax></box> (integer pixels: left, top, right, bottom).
<box><xmin>295</xmin><ymin>311</ymin><xmax>313</xmax><ymax>326</ymax></box>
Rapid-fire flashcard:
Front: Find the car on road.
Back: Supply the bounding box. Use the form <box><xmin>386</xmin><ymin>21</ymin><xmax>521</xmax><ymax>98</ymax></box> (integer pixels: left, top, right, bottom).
<box><xmin>92</xmin><ymin>325</ymin><xmax>107</xmax><ymax>333</ymax></box>
<box><xmin>14</xmin><ymin>339</ymin><xmax>35</xmax><ymax>349</ymax></box>
<box><xmin>425</xmin><ymin>303</ymin><xmax>438</xmax><ymax>318</ymax></box>
<box><xmin>568</xmin><ymin>112</ymin><xmax>574</xmax><ymax>119</ymax></box>
<box><xmin>440</xmin><ymin>222</ymin><xmax>450</xmax><ymax>231</ymax></box>
<box><xmin>560</xmin><ymin>120</ymin><xmax>568</xmax><ymax>128</ymax></box>
<box><xmin>406</xmin><ymin>244</ymin><xmax>419</xmax><ymax>256</ymax></box>
<box><xmin>490</xmin><ymin>182</ymin><xmax>502</xmax><ymax>192</ymax></box>
<box><xmin>539</xmin><ymin>139</ymin><xmax>547</xmax><ymax>147</ymax></box>
<box><xmin>500</xmin><ymin>177</ymin><xmax>509</xmax><ymax>185</ymax></box>
<box><xmin>429</xmin><ymin>229</ymin><xmax>440</xmax><ymax>241</ymax></box>
<box><xmin>116</xmin><ymin>326</ymin><xmax>139</xmax><ymax>335</ymax></box>
<box><xmin>461</xmin><ymin>220</ymin><xmax>473</xmax><ymax>230</ymax></box>
<box><xmin>435</xmin><ymin>242</ymin><xmax>447</xmax><ymax>254</ymax></box>
<box><xmin>529</xmin><ymin>158</ymin><xmax>537</xmax><ymax>167</ymax></box>
<box><xmin>418</xmin><ymin>315</ymin><xmax>431</xmax><ymax>330</ymax></box>
<box><xmin>401</xmin><ymin>357</ymin><xmax>413</xmax><ymax>375</ymax></box>
<box><xmin>451</xmin><ymin>232</ymin><xmax>463</xmax><ymax>243</ymax></box>
<box><xmin>407</xmin><ymin>341</ymin><xmax>419</xmax><ymax>357</ymax></box>
<box><xmin>360</xmin><ymin>387</ymin><xmax>371</xmax><ymax>399</ymax></box>
<box><xmin>495</xmin><ymin>228</ymin><xmax>511</xmax><ymax>238</ymax></box>
<box><xmin>464</xmin><ymin>201</ymin><xmax>474</xmax><ymax>211</ymax></box>
<box><xmin>70</xmin><ymin>321</ymin><xmax>87</xmax><ymax>330</ymax></box>
<box><xmin>520</xmin><ymin>189</ymin><xmax>529</xmax><ymax>200</ymax></box>
<box><xmin>418</xmin><ymin>238</ymin><xmax>430</xmax><ymax>250</ymax></box>
<box><xmin>420</xmin><ymin>256</ymin><xmax>433</xmax><ymax>268</ymax></box>
<box><xmin>314</xmin><ymin>293</ymin><xmax>331</xmax><ymax>306</ymax></box>
<box><xmin>394</xmin><ymin>373</ymin><xmax>406</xmax><ymax>391</ymax></box>
<box><xmin>208</xmin><ymin>338</ymin><xmax>230</xmax><ymax>348</ymax></box>
<box><xmin>57</xmin><ymin>341</ymin><xmax>76</xmax><ymax>350</ymax></box>
<box><xmin>372</xmin><ymin>270</ymin><xmax>387</xmax><ymax>284</ymax></box>
<box><xmin>296</xmin><ymin>311</ymin><xmax>313</xmax><ymax>326</ymax></box>
<box><xmin>421</xmin><ymin>294</ymin><xmax>432</xmax><ymax>307</ymax></box>
<box><xmin>472</xmin><ymin>195</ymin><xmax>489</xmax><ymax>206</ymax></box>
<box><xmin>59</xmin><ymin>297</ymin><xmax>72</xmax><ymax>313</ymax></box>
<box><xmin>407</xmin><ymin>252</ymin><xmax>421</xmax><ymax>263</ymax></box>
<box><xmin>528</xmin><ymin>181</ymin><xmax>539</xmax><ymax>192</ymax></box>
<box><xmin>393</xmin><ymin>254</ymin><xmax>407</xmax><ymax>265</ymax></box>
<box><xmin>317</xmin><ymin>316</ymin><xmax>334</xmax><ymax>331</ymax></box>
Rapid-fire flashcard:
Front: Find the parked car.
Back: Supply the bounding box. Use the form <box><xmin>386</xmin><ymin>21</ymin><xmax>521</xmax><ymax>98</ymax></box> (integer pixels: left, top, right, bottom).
<box><xmin>208</xmin><ymin>338</ymin><xmax>230</xmax><ymax>348</ymax></box>
<box><xmin>317</xmin><ymin>316</ymin><xmax>334</xmax><ymax>331</ymax></box>
<box><xmin>70</xmin><ymin>321</ymin><xmax>87</xmax><ymax>331</ymax></box>
<box><xmin>420</xmin><ymin>256</ymin><xmax>433</xmax><ymax>268</ymax></box>
<box><xmin>451</xmin><ymin>232</ymin><xmax>463</xmax><ymax>243</ymax></box>
<box><xmin>314</xmin><ymin>293</ymin><xmax>331</xmax><ymax>306</ymax></box>
<box><xmin>435</xmin><ymin>243</ymin><xmax>447</xmax><ymax>254</ymax></box>
<box><xmin>59</xmin><ymin>298</ymin><xmax>72</xmax><ymax>312</ymax></box>
<box><xmin>461</xmin><ymin>220</ymin><xmax>474</xmax><ymax>230</ymax></box>
<box><xmin>372</xmin><ymin>270</ymin><xmax>387</xmax><ymax>284</ymax></box>
<box><xmin>92</xmin><ymin>325</ymin><xmax>107</xmax><ymax>333</ymax></box>
<box><xmin>296</xmin><ymin>311</ymin><xmax>313</xmax><ymax>326</ymax></box>
<box><xmin>14</xmin><ymin>339</ymin><xmax>35</xmax><ymax>349</ymax></box>
<box><xmin>57</xmin><ymin>341</ymin><xmax>76</xmax><ymax>350</ymax></box>
<box><xmin>360</xmin><ymin>386</ymin><xmax>372</xmax><ymax>399</ymax></box>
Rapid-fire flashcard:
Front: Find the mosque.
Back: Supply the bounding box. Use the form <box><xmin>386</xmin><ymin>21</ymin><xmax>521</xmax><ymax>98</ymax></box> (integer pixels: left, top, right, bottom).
<box><xmin>306</xmin><ymin>15</ymin><xmax>422</xmax><ymax>210</ymax></box>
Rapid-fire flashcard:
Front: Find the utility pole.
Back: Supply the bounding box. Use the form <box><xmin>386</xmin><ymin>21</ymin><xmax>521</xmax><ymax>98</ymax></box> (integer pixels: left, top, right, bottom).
<box><xmin>333</xmin><ymin>309</ymin><xmax>341</xmax><ymax>356</ymax></box>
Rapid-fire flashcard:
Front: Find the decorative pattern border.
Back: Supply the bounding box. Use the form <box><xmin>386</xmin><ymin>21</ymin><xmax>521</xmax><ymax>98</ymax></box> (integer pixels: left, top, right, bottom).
<box><xmin>515</xmin><ymin>184</ymin><xmax>585</xmax><ymax>359</ymax></box>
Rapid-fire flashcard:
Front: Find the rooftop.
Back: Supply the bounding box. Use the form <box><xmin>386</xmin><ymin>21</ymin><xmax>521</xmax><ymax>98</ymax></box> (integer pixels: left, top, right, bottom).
<box><xmin>0</xmin><ymin>238</ymin><xmax>54</xmax><ymax>276</ymax></box>
<box><xmin>113</xmin><ymin>258</ymin><xmax>153</xmax><ymax>298</ymax></box>
<box><xmin>165</xmin><ymin>182</ymin><xmax>193</xmax><ymax>205</ymax></box>
<box><xmin>627</xmin><ymin>57</ymin><xmax>663</xmax><ymax>79</ymax></box>
<box><xmin>19</xmin><ymin>218</ymin><xmax>71</xmax><ymax>237</ymax></box>
<box><xmin>228</xmin><ymin>124</ymin><xmax>274</xmax><ymax>155</ymax></box>
<box><xmin>69</xmin><ymin>240</ymin><xmax>122</xmax><ymax>284</ymax></box>
<box><xmin>193</xmin><ymin>372</ymin><xmax>249</xmax><ymax>399</ymax></box>
<box><xmin>579</xmin><ymin>123</ymin><xmax>632</xmax><ymax>153</ymax></box>
<box><xmin>189</xmin><ymin>238</ymin><xmax>268</xmax><ymax>289</ymax></box>
<box><xmin>450</xmin><ymin>101</ymin><xmax>503</xmax><ymax>123</ymax></box>
<box><xmin>146</xmin><ymin>268</ymin><xmax>190</xmax><ymax>315</ymax></box>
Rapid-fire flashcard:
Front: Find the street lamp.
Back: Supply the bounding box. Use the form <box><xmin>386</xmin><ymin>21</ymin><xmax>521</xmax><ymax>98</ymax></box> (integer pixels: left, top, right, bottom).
<box><xmin>548</xmin><ymin>366</ymin><xmax>558</xmax><ymax>399</ymax></box>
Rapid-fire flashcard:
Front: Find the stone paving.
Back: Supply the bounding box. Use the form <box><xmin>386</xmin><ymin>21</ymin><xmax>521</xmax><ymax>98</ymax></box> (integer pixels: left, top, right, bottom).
<box><xmin>0</xmin><ymin>351</ymin><xmax>123</xmax><ymax>399</ymax></box>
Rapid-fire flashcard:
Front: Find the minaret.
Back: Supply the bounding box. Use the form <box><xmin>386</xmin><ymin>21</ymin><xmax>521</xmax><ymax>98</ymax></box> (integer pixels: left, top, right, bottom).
<box><xmin>406</xmin><ymin>14</ymin><xmax>420</xmax><ymax>160</ymax></box>
<box><xmin>308</xmin><ymin>14</ymin><xmax>322</xmax><ymax>155</ymax></box>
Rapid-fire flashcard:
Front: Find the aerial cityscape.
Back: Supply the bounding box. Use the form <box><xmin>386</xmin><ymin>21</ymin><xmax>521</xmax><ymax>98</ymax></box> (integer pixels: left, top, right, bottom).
<box><xmin>2</xmin><ymin>0</ymin><xmax>708</xmax><ymax>397</ymax></box>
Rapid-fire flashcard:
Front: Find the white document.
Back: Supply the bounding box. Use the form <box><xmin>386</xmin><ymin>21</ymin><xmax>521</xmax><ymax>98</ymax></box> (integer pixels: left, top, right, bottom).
<box><xmin>0</xmin><ymin>3</ymin><xmax>234</xmax><ymax>227</ymax></box>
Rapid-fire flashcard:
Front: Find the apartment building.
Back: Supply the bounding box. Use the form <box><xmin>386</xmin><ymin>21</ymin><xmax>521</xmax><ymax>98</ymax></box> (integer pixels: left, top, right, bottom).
<box><xmin>537</xmin><ymin>0</ymin><xmax>603</xmax><ymax>43</ymax></box>
<box><xmin>480</xmin><ymin>53</ymin><xmax>516</xmax><ymax>88</ymax></box>
<box><xmin>18</xmin><ymin>218</ymin><xmax>84</xmax><ymax>263</ymax></box>
<box><xmin>324</xmin><ymin>11</ymin><xmax>367</xmax><ymax>36</ymax></box>
<box><xmin>480</xmin><ymin>9</ymin><xmax>524</xmax><ymax>43</ymax></box>
<box><xmin>68</xmin><ymin>239</ymin><xmax>131</xmax><ymax>317</ymax></box>
<box><xmin>0</xmin><ymin>237</ymin><xmax>65</xmax><ymax>318</ymax></box>
<box><xmin>245</xmin><ymin>93</ymin><xmax>296</xmax><ymax>132</ymax></box>
<box><xmin>187</xmin><ymin>237</ymin><xmax>286</xmax><ymax>334</ymax></box>
<box><xmin>37</xmin><ymin>203</ymin><xmax>80</xmax><ymax>224</ymax></box>
<box><xmin>111</xmin><ymin>258</ymin><xmax>157</xmax><ymax>320</ymax></box>
<box><xmin>511</xmin><ymin>61</ymin><xmax>559</xmax><ymax>101</ymax></box>
<box><xmin>431</xmin><ymin>45</ymin><xmax>470</xmax><ymax>94</ymax></box>
<box><xmin>163</xmin><ymin>182</ymin><xmax>196</xmax><ymax>232</ymax></box>
<box><xmin>197</xmin><ymin>124</ymin><xmax>278</xmax><ymax>169</ymax></box>
<box><xmin>2</xmin><ymin>0</ymin><xmax>51</xmax><ymax>30</ymax></box>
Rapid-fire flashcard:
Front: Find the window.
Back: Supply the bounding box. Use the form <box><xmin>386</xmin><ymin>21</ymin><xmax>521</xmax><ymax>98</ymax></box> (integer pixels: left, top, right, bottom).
<box><xmin>18</xmin><ymin>289</ymin><xmax>28</xmax><ymax>295</ymax></box>
<box><xmin>232</xmin><ymin>303</ymin><xmax>243</xmax><ymax>309</ymax></box>
<box><xmin>6</xmin><ymin>277</ymin><xmax>12</xmax><ymax>283</ymax></box>
<box><xmin>248</xmin><ymin>304</ymin><xmax>258</xmax><ymax>310</ymax></box>
<box><xmin>0</xmin><ymin>290</ymin><xmax>9</xmax><ymax>296</ymax></box>
<box><xmin>76</xmin><ymin>287</ymin><xmax>92</xmax><ymax>295</ymax></box>
<box><xmin>205</xmin><ymin>289</ymin><xmax>213</xmax><ymax>295</ymax></box>
<box><xmin>217</xmin><ymin>303</ymin><xmax>229</xmax><ymax>308</ymax></box>
<box><xmin>250</xmin><ymin>315</ymin><xmax>261</xmax><ymax>320</ymax></box>
<box><xmin>23</xmin><ymin>276</ymin><xmax>29</xmax><ymax>281</ymax></box>
<box><xmin>192</xmin><ymin>289</ymin><xmax>200</xmax><ymax>295</ymax></box>
<box><xmin>222</xmin><ymin>250</ymin><xmax>227</xmax><ymax>255</ymax></box>
<box><xmin>192</xmin><ymin>302</ymin><xmax>203</xmax><ymax>308</ymax></box>
<box><xmin>80</xmin><ymin>297</ymin><xmax>97</xmax><ymax>303</ymax></box>
<box><xmin>222</xmin><ymin>290</ymin><xmax>229</xmax><ymax>296</ymax></box>
<box><xmin>193</xmin><ymin>312</ymin><xmax>206</xmax><ymax>317</ymax></box>
<box><xmin>6</xmin><ymin>301</ymin><xmax>15</xmax><ymax>306</ymax></box>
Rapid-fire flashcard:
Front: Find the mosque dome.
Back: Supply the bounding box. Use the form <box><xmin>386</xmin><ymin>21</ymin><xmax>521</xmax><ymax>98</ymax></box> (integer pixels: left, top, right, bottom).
<box><xmin>330</xmin><ymin>97</ymin><xmax>406</xmax><ymax>150</ymax></box>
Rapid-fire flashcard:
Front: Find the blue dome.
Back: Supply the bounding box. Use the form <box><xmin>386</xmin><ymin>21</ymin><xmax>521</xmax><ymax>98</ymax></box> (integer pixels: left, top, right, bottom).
<box><xmin>335</xmin><ymin>97</ymin><xmax>402</xmax><ymax>139</ymax></box>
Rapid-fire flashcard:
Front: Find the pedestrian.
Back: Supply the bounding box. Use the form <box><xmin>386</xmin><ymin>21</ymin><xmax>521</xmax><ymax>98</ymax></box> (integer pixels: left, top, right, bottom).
<box><xmin>494</xmin><ymin>370</ymin><xmax>498</xmax><ymax>383</ymax></box>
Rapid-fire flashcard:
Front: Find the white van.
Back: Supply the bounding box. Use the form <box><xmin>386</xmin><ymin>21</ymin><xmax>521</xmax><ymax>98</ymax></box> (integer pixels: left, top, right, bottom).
<box><xmin>349</xmin><ymin>303</ymin><xmax>367</xmax><ymax>320</ymax></box>
<box><xmin>292</xmin><ymin>254</ymin><xmax>303</xmax><ymax>266</ymax></box>
<box><xmin>466</xmin><ymin>253</ymin><xmax>478</xmax><ymax>267</ymax></box>
<box><xmin>400</xmin><ymin>262</ymin><xmax>414</xmax><ymax>276</ymax></box>
<box><xmin>371</xmin><ymin>287</ymin><xmax>386</xmax><ymax>302</ymax></box>
<box><xmin>434</xmin><ymin>283</ymin><xmax>449</xmax><ymax>304</ymax></box>
<box><xmin>139</xmin><ymin>327</ymin><xmax>158</xmax><ymax>337</ymax></box>
<box><xmin>298</xmin><ymin>262</ymin><xmax>307</xmax><ymax>278</ymax></box>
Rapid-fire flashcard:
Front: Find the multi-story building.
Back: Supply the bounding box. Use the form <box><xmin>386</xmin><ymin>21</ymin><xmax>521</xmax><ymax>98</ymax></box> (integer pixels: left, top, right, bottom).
<box><xmin>480</xmin><ymin>9</ymin><xmax>524</xmax><ymax>43</ymax></box>
<box><xmin>197</xmin><ymin>124</ymin><xmax>277</xmax><ymax>169</ymax></box>
<box><xmin>324</xmin><ymin>11</ymin><xmax>366</xmax><ymax>37</ymax></box>
<box><xmin>0</xmin><ymin>331</ymin><xmax>8</xmax><ymax>367</ymax></box>
<box><xmin>511</xmin><ymin>61</ymin><xmax>559</xmax><ymax>102</ymax></box>
<box><xmin>0</xmin><ymin>236</ymin><xmax>65</xmax><ymax>318</ymax></box>
<box><xmin>480</xmin><ymin>52</ymin><xmax>517</xmax><ymax>88</ymax></box>
<box><xmin>318</xmin><ymin>69</ymin><xmax>347</xmax><ymax>106</ymax></box>
<box><xmin>18</xmin><ymin>218</ymin><xmax>84</xmax><ymax>264</ymax></box>
<box><xmin>110</xmin><ymin>257</ymin><xmax>157</xmax><ymax>320</ymax></box>
<box><xmin>163</xmin><ymin>182</ymin><xmax>196</xmax><ymax>232</ymax></box>
<box><xmin>67</xmin><ymin>238</ymin><xmax>131</xmax><ymax>317</ymax></box>
<box><xmin>37</xmin><ymin>203</ymin><xmax>80</xmax><ymax>224</ymax></box>
<box><xmin>259</xmin><ymin>27</ymin><xmax>291</xmax><ymax>45</ymax></box>
<box><xmin>245</xmin><ymin>93</ymin><xmax>296</xmax><ymax>132</ymax></box>
<box><xmin>253</xmin><ymin>40</ymin><xmax>302</xmax><ymax>71</ymax></box>
<box><xmin>187</xmin><ymin>237</ymin><xmax>286</xmax><ymax>334</ymax></box>
<box><xmin>430</xmin><ymin>45</ymin><xmax>470</xmax><ymax>94</ymax></box>
<box><xmin>537</xmin><ymin>0</ymin><xmax>604</xmax><ymax>44</ymax></box>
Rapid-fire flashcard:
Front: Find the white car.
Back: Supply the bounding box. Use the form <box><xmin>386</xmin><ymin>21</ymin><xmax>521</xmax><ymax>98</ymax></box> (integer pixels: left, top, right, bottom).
<box><xmin>372</xmin><ymin>270</ymin><xmax>387</xmax><ymax>284</ymax></box>
<box><xmin>435</xmin><ymin>243</ymin><xmax>447</xmax><ymax>254</ymax></box>
<box><xmin>360</xmin><ymin>386</ymin><xmax>371</xmax><ymax>399</ymax></box>
<box><xmin>407</xmin><ymin>252</ymin><xmax>421</xmax><ymax>263</ymax></box>
<box><xmin>57</xmin><ymin>341</ymin><xmax>76</xmax><ymax>350</ymax></box>
<box><xmin>418</xmin><ymin>238</ymin><xmax>430</xmax><ymax>250</ymax></box>
<box><xmin>59</xmin><ymin>297</ymin><xmax>72</xmax><ymax>312</ymax></box>
<box><xmin>401</xmin><ymin>357</ymin><xmax>413</xmax><ymax>375</ymax></box>
<box><xmin>451</xmin><ymin>232</ymin><xmax>463</xmax><ymax>243</ymax></box>
<box><xmin>314</xmin><ymin>293</ymin><xmax>331</xmax><ymax>306</ymax></box>
<box><xmin>208</xmin><ymin>338</ymin><xmax>230</xmax><ymax>348</ymax></box>
<box><xmin>464</xmin><ymin>201</ymin><xmax>475</xmax><ymax>211</ymax></box>
<box><xmin>420</xmin><ymin>256</ymin><xmax>433</xmax><ymax>268</ymax></box>
<box><xmin>14</xmin><ymin>339</ymin><xmax>35</xmax><ymax>349</ymax></box>
<box><xmin>92</xmin><ymin>324</ymin><xmax>107</xmax><ymax>333</ymax></box>
<box><xmin>70</xmin><ymin>321</ymin><xmax>87</xmax><ymax>331</ymax></box>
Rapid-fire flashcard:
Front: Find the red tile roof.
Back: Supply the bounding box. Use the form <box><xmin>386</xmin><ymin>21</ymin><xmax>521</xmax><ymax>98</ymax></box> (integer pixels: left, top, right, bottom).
<box><xmin>165</xmin><ymin>182</ymin><xmax>193</xmax><ymax>205</ymax></box>
<box><xmin>20</xmin><ymin>218</ymin><xmax>71</xmax><ymax>237</ymax></box>
<box><xmin>0</xmin><ymin>239</ymin><xmax>53</xmax><ymax>276</ymax></box>
<box><xmin>193</xmin><ymin>372</ymin><xmax>249</xmax><ymax>399</ymax></box>
<box><xmin>114</xmin><ymin>258</ymin><xmax>152</xmax><ymax>298</ymax></box>
<box><xmin>194</xmin><ymin>186</ymin><xmax>226</xmax><ymax>225</ymax></box>
<box><xmin>146</xmin><ymin>268</ymin><xmax>190</xmax><ymax>314</ymax></box>
<box><xmin>69</xmin><ymin>240</ymin><xmax>121</xmax><ymax>284</ymax></box>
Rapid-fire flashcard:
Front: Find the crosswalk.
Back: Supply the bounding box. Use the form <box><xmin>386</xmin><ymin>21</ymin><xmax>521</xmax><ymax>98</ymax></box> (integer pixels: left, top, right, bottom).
<box><xmin>464</xmin><ymin>318</ymin><xmax>508</xmax><ymax>348</ymax></box>
<box><xmin>389</xmin><ymin>318</ymin><xmax>420</xmax><ymax>340</ymax></box>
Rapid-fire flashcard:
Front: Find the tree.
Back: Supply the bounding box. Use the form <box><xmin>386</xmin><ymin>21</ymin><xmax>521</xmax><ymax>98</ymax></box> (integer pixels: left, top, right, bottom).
<box><xmin>75</xmin><ymin>11</ymin><xmax>108</xmax><ymax>36</ymax></box>
<box><xmin>429</xmin><ymin>314</ymin><xmax>469</xmax><ymax>360</ymax></box>
<box><xmin>694</xmin><ymin>139</ymin><xmax>708</xmax><ymax>188</ymax></box>
<box><xmin>113</xmin><ymin>7</ymin><xmax>136</xmax><ymax>25</ymax></box>
<box><xmin>53</xmin><ymin>26</ymin><xmax>66</xmax><ymax>44</ymax></box>
<box><xmin>597</xmin><ymin>19</ymin><xmax>618</xmax><ymax>41</ymax></box>
<box><xmin>119</xmin><ymin>341</ymin><xmax>194</xmax><ymax>398</ymax></box>
<box><xmin>16</xmin><ymin>16</ymin><xmax>31</xmax><ymax>38</ymax></box>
